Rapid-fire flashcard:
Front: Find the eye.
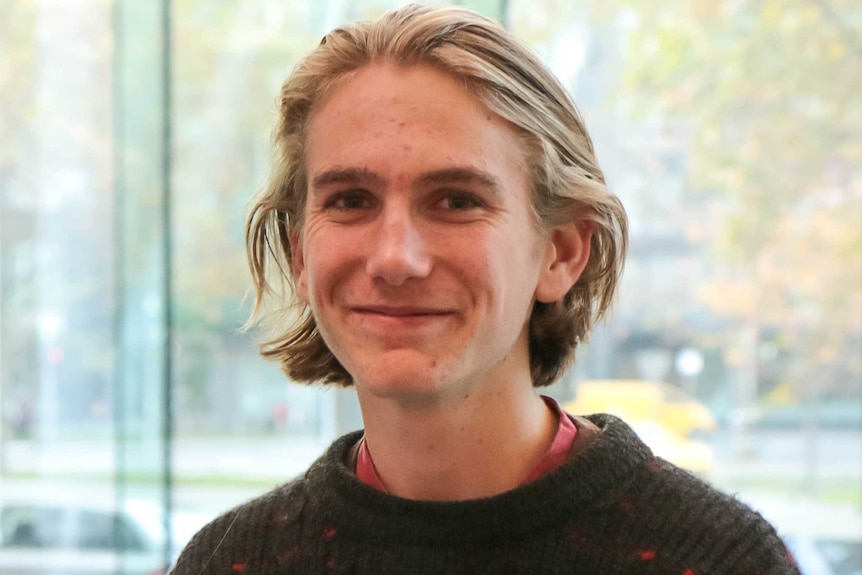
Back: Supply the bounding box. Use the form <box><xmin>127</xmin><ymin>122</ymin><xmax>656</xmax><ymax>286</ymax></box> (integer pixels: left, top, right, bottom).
<box><xmin>435</xmin><ymin>191</ymin><xmax>484</xmax><ymax>211</ymax></box>
<box><xmin>324</xmin><ymin>190</ymin><xmax>375</xmax><ymax>211</ymax></box>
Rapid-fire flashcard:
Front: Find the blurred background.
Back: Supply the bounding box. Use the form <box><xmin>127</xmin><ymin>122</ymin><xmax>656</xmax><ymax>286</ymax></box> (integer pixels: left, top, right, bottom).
<box><xmin>0</xmin><ymin>0</ymin><xmax>859</xmax><ymax>573</ymax></box>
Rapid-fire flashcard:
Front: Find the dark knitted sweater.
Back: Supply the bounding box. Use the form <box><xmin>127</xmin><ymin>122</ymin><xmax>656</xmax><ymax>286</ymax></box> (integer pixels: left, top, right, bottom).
<box><xmin>172</xmin><ymin>414</ymin><xmax>800</xmax><ymax>574</ymax></box>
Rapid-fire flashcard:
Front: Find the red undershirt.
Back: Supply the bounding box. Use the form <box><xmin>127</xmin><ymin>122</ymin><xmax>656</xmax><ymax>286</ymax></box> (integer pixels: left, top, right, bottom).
<box><xmin>355</xmin><ymin>396</ymin><xmax>577</xmax><ymax>493</ymax></box>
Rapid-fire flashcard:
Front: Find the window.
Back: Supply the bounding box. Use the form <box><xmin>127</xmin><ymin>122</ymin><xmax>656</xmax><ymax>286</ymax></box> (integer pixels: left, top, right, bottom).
<box><xmin>1</xmin><ymin>1</ymin><xmax>859</xmax><ymax>572</ymax></box>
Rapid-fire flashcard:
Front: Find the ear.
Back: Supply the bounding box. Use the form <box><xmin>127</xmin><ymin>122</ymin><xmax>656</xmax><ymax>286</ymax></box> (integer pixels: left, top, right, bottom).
<box><xmin>534</xmin><ymin>220</ymin><xmax>595</xmax><ymax>303</ymax></box>
<box><xmin>289</xmin><ymin>231</ymin><xmax>309</xmax><ymax>303</ymax></box>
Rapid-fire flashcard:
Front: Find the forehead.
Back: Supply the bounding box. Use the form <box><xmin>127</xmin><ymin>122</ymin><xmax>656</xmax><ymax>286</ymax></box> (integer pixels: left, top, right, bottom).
<box><xmin>310</xmin><ymin>61</ymin><xmax>488</xmax><ymax>126</ymax></box>
<box><xmin>304</xmin><ymin>62</ymin><xmax>530</xmax><ymax>190</ymax></box>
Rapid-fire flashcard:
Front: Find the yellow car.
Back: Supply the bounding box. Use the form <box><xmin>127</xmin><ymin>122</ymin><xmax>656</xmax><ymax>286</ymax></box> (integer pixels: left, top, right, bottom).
<box><xmin>562</xmin><ymin>380</ymin><xmax>717</xmax><ymax>477</ymax></box>
<box><xmin>563</xmin><ymin>379</ymin><xmax>716</xmax><ymax>437</ymax></box>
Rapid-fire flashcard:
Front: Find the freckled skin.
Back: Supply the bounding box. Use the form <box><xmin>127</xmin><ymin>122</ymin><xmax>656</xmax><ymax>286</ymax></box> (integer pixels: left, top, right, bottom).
<box><xmin>293</xmin><ymin>63</ymin><xmax>559</xmax><ymax>404</ymax></box>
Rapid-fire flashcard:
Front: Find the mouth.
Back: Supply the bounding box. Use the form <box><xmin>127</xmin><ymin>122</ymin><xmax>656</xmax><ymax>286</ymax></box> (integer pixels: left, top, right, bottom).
<box><xmin>347</xmin><ymin>305</ymin><xmax>456</xmax><ymax>337</ymax></box>
<box><xmin>352</xmin><ymin>305</ymin><xmax>453</xmax><ymax>318</ymax></box>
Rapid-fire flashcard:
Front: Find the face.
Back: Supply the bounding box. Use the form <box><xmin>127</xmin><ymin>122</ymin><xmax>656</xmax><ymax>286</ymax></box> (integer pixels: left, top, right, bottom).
<box><xmin>293</xmin><ymin>63</ymin><xmax>570</xmax><ymax>402</ymax></box>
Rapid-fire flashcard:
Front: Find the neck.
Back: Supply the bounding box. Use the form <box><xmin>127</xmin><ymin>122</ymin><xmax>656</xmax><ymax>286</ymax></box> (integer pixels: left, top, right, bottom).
<box><xmin>355</xmin><ymin>369</ymin><xmax>556</xmax><ymax>501</ymax></box>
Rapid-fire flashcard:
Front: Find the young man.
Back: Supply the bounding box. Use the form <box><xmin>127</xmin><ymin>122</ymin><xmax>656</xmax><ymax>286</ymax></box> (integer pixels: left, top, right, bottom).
<box><xmin>173</xmin><ymin>5</ymin><xmax>799</xmax><ymax>574</ymax></box>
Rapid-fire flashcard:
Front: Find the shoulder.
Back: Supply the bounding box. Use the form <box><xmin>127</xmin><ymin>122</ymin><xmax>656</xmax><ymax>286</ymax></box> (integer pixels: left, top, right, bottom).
<box><xmin>171</xmin><ymin>478</ymin><xmax>308</xmax><ymax>575</ymax></box>
<box><xmin>582</xmin><ymin>414</ymin><xmax>800</xmax><ymax>573</ymax></box>
<box><xmin>642</xmin><ymin>459</ymin><xmax>799</xmax><ymax>572</ymax></box>
<box><xmin>170</xmin><ymin>430</ymin><xmax>363</xmax><ymax>575</ymax></box>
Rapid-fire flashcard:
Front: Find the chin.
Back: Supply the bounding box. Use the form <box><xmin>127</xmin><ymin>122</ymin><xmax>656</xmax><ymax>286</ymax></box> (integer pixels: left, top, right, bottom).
<box><xmin>355</xmin><ymin>372</ymin><xmax>449</xmax><ymax>398</ymax></box>
<box><xmin>350</xmin><ymin>360</ymin><xmax>463</xmax><ymax>402</ymax></box>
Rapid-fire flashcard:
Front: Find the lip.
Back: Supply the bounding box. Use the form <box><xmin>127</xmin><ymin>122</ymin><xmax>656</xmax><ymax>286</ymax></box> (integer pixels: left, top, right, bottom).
<box><xmin>349</xmin><ymin>305</ymin><xmax>455</xmax><ymax>329</ymax></box>
<box><xmin>352</xmin><ymin>305</ymin><xmax>453</xmax><ymax>317</ymax></box>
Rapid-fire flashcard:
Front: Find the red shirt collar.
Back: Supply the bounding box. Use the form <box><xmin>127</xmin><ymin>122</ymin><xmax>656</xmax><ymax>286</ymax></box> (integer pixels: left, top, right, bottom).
<box><xmin>355</xmin><ymin>395</ymin><xmax>577</xmax><ymax>493</ymax></box>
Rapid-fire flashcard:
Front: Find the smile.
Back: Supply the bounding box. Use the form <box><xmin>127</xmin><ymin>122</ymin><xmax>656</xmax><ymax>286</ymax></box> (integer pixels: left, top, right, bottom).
<box><xmin>350</xmin><ymin>306</ymin><xmax>455</xmax><ymax>330</ymax></box>
<box><xmin>353</xmin><ymin>305</ymin><xmax>452</xmax><ymax>317</ymax></box>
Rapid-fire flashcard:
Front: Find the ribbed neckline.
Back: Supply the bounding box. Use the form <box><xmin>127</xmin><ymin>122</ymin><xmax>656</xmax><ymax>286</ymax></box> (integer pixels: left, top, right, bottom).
<box><xmin>304</xmin><ymin>414</ymin><xmax>653</xmax><ymax>548</ymax></box>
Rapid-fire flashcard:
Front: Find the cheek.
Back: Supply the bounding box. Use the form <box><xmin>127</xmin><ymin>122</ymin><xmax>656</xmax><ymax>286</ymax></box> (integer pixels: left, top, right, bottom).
<box><xmin>467</xmin><ymin>239</ymin><xmax>527</xmax><ymax>308</ymax></box>
<box><xmin>296</xmin><ymin>231</ymin><xmax>323</xmax><ymax>301</ymax></box>
<box><xmin>302</xmin><ymin>233</ymin><xmax>354</xmax><ymax>301</ymax></box>
<box><xmin>494</xmin><ymin>239</ymin><xmax>545</xmax><ymax>309</ymax></box>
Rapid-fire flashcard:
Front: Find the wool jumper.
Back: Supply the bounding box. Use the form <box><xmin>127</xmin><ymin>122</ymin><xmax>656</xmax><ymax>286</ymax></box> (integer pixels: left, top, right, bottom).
<box><xmin>171</xmin><ymin>414</ymin><xmax>800</xmax><ymax>574</ymax></box>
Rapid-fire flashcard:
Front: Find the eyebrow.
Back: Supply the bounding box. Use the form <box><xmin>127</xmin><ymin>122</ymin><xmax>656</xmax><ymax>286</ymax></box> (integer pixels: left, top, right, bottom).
<box><xmin>310</xmin><ymin>166</ymin><xmax>502</xmax><ymax>193</ymax></box>
<box><xmin>415</xmin><ymin>168</ymin><xmax>502</xmax><ymax>192</ymax></box>
<box><xmin>311</xmin><ymin>167</ymin><xmax>385</xmax><ymax>189</ymax></box>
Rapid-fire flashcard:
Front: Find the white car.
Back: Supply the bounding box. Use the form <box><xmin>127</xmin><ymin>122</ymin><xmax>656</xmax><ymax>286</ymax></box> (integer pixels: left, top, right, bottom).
<box><xmin>785</xmin><ymin>535</ymin><xmax>862</xmax><ymax>575</ymax></box>
<box><xmin>742</xmin><ymin>493</ymin><xmax>862</xmax><ymax>575</ymax></box>
<box><xmin>0</xmin><ymin>499</ymin><xmax>170</xmax><ymax>575</ymax></box>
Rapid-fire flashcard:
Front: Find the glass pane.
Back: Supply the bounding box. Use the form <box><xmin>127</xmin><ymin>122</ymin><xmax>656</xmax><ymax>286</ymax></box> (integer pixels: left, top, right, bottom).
<box><xmin>0</xmin><ymin>0</ymin><xmax>171</xmax><ymax>573</ymax></box>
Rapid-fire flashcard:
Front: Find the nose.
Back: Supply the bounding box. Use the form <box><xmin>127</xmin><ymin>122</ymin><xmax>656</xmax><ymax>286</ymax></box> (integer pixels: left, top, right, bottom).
<box><xmin>365</xmin><ymin>203</ymin><xmax>432</xmax><ymax>286</ymax></box>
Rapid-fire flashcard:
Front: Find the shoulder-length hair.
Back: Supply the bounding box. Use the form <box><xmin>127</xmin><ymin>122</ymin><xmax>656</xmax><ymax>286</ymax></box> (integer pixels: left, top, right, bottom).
<box><xmin>246</xmin><ymin>4</ymin><xmax>628</xmax><ymax>387</ymax></box>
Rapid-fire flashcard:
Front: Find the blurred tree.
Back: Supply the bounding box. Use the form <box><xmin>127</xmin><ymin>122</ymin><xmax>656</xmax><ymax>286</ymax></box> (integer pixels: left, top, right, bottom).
<box><xmin>0</xmin><ymin>0</ymin><xmax>39</xmax><ymax>411</ymax></box>
<box><xmin>170</xmin><ymin>1</ymin><xmax>324</xmax><ymax>425</ymax></box>
<box><xmin>583</xmin><ymin>0</ymin><xmax>862</xmax><ymax>400</ymax></box>
<box><xmin>1</xmin><ymin>0</ymin><xmax>116</xmax><ymax>437</ymax></box>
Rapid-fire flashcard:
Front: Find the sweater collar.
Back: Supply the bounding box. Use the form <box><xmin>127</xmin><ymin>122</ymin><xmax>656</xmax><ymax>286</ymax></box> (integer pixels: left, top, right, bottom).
<box><xmin>305</xmin><ymin>414</ymin><xmax>653</xmax><ymax>547</ymax></box>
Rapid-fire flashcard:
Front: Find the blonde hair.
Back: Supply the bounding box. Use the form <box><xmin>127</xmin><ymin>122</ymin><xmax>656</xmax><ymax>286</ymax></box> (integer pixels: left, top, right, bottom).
<box><xmin>246</xmin><ymin>4</ymin><xmax>628</xmax><ymax>387</ymax></box>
